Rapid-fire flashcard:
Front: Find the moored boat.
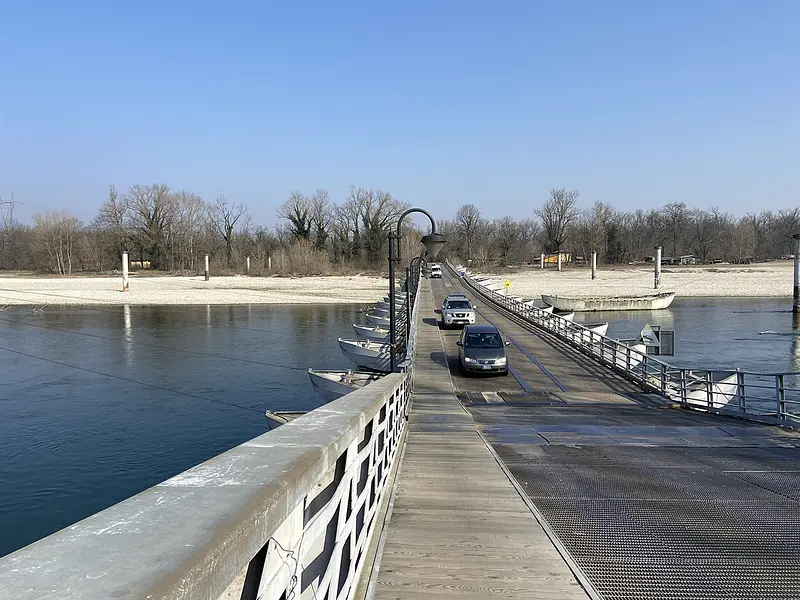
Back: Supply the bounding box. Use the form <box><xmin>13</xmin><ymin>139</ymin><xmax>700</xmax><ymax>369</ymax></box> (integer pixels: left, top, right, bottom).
<box><xmin>307</xmin><ymin>368</ymin><xmax>384</xmax><ymax>402</ymax></box>
<box><xmin>541</xmin><ymin>292</ymin><xmax>676</xmax><ymax>312</ymax></box>
<box><xmin>369</xmin><ymin>306</ymin><xmax>390</xmax><ymax>317</ymax></box>
<box><xmin>584</xmin><ymin>322</ymin><xmax>609</xmax><ymax>337</ymax></box>
<box><xmin>338</xmin><ymin>338</ymin><xmax>392</xmax><ymax>372</ymax></box>
<box><xmin>670</xmin><ymin>372</ymin><xmax>740</xmax><ymax>409</ymax></box>
<box><xmin>264</xmin><ymin>410</ymin><xmax>307</xmax><ymax>430</ymax></box>
<box><xmin>366</xmin><ymin>312</ymin><xmax>391</xmax><ymax>327</ymax></box>
<box><xmin>353</xmin><ymin>324</ymin><xmax>390</xmax><ymax>342</ymax></box>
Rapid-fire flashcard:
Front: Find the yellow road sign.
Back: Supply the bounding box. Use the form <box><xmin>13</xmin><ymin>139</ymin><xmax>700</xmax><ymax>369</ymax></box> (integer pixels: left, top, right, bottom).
<box><xmin>504</xmin><ymin>280</ymin><xmax>511</xmax><ymax>288</ymax></box>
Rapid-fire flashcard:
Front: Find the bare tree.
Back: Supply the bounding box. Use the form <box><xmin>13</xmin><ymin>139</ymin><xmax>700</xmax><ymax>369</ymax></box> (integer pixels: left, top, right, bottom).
<box><xmin>775</xmin><ymin>208</ymin><xmax>800</xmax><ymax>255</ymax></box>
<box><xmin>32</xmin><ymin>210</ymin><xmax>81</xmax><ymax>274</ymax></box>
<box><xmin>278</xmin><ymin>191</ymin><xmax>313</xmax><ymax>241</ymax></box>
<box><xmin>535</xmin><ymin>188</ymin><xmax>580</xmax><ymax>258</ymax></box>
<box><xmin>455</xmin><ymin>204</ymin><xmax>482</xmax><ymax>260</ymax></box>
<box><xmin>125</xmin><ymin>184</ymin><xmax>176</xmax><ymax>270</ymax></box>
<box><xmin>92</xmin><ymin>185</ymin><xmax>129</xmax><ymax>267</ymax></box>
<box><xmin>1</xmin><ymin>193</ymin><xmax>19</xmax><ymax>268</ymax></box>
<box><xmin>173</xmin><ymin>191</ymin><xmax>207</xmax><ymax>269</ymax></box>
<box><xmin>691</xmin><ymin>209</ymin><xmax>716</xmax><ymax>262</ymax></box>
<box><xmin>357</xmin><ymin>188</ymin><xmax>407</xmax><ymax>264</ymax></box>
<box><xmin>209</xmin><ymin>195</ymin><xmax>247</xmax><ymax>268</ymax></box>
<box><xmin>310</xmin><ymin>189</ymin><xmax>331</xmax><ymax>251</ymax></box>
<box><xmin>662</xmin><ymin>202</ymin><xmax>689</xmax><ymax>258</ymax></box>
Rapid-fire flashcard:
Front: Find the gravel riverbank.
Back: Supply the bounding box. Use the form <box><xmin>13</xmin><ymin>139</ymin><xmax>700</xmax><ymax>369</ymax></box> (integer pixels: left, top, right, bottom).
<box><xmin>0</xmin><ymin>275</ymin><xmax>389</xmax><ymax>305</ymax></box>
<box><xmin>474</xmin><ymin>262</ymin><xmax>795</xmax><ymax>298</ymax></box>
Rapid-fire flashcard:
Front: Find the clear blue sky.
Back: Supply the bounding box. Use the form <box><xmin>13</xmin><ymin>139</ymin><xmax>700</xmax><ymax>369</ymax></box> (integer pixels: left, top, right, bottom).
<box><xmin>1</xmin><ymin>0</ymin><xmax>798</xmax><ymax>226</ymax></box>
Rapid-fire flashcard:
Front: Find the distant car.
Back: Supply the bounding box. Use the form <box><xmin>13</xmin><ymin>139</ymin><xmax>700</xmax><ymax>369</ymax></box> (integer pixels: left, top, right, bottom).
<box><xmin>430</xmin><ymin>264</ymin><xmax>442</xmax><ymax>278</ymax></box>
<box><xmin>441</xmin><ymin>296</ymin><xmax>476</xmax><ymax>328</ymax></box>
<box><xmin>456</xmin><ymin>323</ymin><xmax>510</xmax><ymax>375</ymax></box>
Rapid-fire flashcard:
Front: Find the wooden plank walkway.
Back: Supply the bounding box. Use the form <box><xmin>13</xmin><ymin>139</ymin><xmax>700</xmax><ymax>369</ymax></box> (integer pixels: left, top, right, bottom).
<box><xmin>371</xmin><ymin>280</ymin><xmax>590</xmax><ymax>599</ymax></box>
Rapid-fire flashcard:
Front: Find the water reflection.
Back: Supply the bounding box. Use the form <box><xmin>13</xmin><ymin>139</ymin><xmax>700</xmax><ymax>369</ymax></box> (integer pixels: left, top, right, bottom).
<box><xmin>123</xmin><ymin>304</ymin><xmax>133</xmax><ymax>367</ymax></box>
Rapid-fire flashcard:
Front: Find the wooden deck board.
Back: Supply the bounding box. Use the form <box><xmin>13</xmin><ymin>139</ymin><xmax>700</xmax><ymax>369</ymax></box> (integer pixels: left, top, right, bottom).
<box><xmin>371</xmin><ymin>280</ymin><xmax>590</xmax><ymax>599</ymax></box>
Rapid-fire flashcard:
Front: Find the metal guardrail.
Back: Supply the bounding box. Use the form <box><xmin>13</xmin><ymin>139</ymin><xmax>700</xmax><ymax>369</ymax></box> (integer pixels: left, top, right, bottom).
<box><xmin>0</xmin><ymin>374</ymin><xmax>411</xmax><ymax>600</ymax></box>
<box><xmin>448</xmin><ymin>262</ymin><xmax>800</xmax><ymax>426</ymax></box>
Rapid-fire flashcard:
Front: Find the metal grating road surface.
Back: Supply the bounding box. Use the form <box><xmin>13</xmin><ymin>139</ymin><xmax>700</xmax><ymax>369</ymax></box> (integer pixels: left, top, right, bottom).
<box><xmin>469</xmin><ymin>402</ymin><xmax>800</xmax><ymax>600</ymax></box>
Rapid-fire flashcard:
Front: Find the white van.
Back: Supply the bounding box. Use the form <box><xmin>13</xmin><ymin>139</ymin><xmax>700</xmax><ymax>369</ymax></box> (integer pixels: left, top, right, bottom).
<box><xmin>430</xmin><ymin>264</ymin><xmax>442</xmax><ymax>278</ymax></box>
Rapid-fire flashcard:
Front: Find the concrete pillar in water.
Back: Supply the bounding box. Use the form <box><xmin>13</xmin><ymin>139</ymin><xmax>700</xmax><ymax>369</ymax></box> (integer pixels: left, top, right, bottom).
<box><xmin>204</xmin><ymin>254</ymin><xmax>210</xmax><ymax>281</ymax></box>
<box><xmin>246</xmin><ymin>256</ymin><xmax>250</xmax><ymax>275</ymax></box>
<box><xmin>122</xmin><ymin>252</ymin><xmax>130</xmax><ymax>292</ymax></box>
<box><xmin>540</xmin><ymin>253</ymin><xmax>545</xmax><ymax>269</ymax></box>
<box><xmin>591</xmin><ymin>251</ymin><xmax>597</xmax><ymax>280</ymax></box>
<box><xmin>793</xmin><ymin>234</ymin><xmax>800</xmax><ymax>313</ymax></box>
<box><xmin>654</xmin><ymin>246</ymin><xmax>662</xmax><ymax>289</ymax></box>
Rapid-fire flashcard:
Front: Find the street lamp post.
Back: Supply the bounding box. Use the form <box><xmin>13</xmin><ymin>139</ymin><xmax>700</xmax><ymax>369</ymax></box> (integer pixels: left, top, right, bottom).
<box><xmin>388</xmin><ymin>208</ymin><xmax>446</xmax><ymax>372</ymax></box>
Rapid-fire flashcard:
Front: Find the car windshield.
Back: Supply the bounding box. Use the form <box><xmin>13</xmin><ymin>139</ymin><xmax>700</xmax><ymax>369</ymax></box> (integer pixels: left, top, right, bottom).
<box><xmin>447</xmin><ymin>300</ymin><xmax>471</xmax><ymax>309</ymax></box>
<box><xmin>465</xmin><ymin>332</ymin><xmax>502</xmax><ymax>348</ymax></box>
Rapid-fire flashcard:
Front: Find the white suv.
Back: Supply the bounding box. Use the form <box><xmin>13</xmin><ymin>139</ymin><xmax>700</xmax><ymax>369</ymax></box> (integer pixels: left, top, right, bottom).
<box><xmin>441</xmin><ymin>294</ymin><xmax>476</xmax><ymax>328</ymax></box>
<box><xmin>430</xmin><ymin>264</ymin><xmax>442</xmax><ymax>278</ymax></box>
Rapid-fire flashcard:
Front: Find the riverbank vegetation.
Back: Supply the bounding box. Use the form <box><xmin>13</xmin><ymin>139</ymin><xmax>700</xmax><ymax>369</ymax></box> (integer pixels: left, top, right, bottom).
<box><xmin>1</xmin><ymin>187</ymin><xmax>798</xmax><ymax>275</ymax></box>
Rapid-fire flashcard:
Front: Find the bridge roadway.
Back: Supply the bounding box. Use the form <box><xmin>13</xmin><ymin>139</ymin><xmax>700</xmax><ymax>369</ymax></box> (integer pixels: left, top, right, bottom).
<box><xmin>370</xmin><ymin>274</ymin><xmax>800</xmax><ymax>600</ymax></box>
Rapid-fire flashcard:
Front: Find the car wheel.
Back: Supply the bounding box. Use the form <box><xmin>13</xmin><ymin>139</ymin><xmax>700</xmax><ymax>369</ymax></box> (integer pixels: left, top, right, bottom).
<box><xmin>501</xmin><ymin>369</ymin><xmax>509</xmax><ymax>376</ymax></box>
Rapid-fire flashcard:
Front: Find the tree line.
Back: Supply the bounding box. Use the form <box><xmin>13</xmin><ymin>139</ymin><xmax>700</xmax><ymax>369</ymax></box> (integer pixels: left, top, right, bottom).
<box><xmin>0</xmin><ymin>185</ymin><xmax>420</xmax><ymax>275</ymax></box>
<box><xmin>440</xmin><ymin>189</ymin><xmax>800</xmax><ymax>267</ymax></box>
<box><xmin>1</xmin><ymin>186</ymin><xmax>798</xmax><ymax>275</ymax></box>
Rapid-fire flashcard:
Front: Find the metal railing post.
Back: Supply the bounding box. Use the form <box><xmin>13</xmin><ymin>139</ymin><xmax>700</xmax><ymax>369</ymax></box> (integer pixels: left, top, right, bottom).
<box><xmin>776</xmin><ymin>374</ymin><xmax>786</xmax><ymax>421</ymax></box>
<box><xmin>736</xmin><ymin>370</ymin><xmax>746</xmax><ymax>414</ymax></box>
<box><xmin>705</xmin><ymin>371</ymin><xmax>713</xmax><ymax>409</ymax></box>
<box><xmin>680</xmin><ymin>369</ymin><xmax>688</xmax><ymax>406</ymax></box>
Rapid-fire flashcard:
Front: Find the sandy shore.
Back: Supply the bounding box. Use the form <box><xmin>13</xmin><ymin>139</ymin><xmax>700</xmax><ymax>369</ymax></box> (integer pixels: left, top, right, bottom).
<box><xmin>0</xmin><ymin>275</ymin><xmax>390</xmax><ymax>306</ymax></box>
<box><xmin>474</xmin><ymin>262</ymin><xmax>795</xmax><ymax>298</ymax></box>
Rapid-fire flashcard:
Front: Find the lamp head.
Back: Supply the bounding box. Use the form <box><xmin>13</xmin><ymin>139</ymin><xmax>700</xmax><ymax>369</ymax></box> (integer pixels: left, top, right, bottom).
<box><xmin>421</xmin><ymin>232</ymin><xmax>446</xmax><ymax>259</ymax></box>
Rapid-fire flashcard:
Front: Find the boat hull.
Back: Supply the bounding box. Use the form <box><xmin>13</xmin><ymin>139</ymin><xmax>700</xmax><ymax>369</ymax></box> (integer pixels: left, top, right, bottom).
<box><xmin>541</xmin><ymin>293</ymin><xmax>676</xmax><ymax>312</ymax></box>
<box><xmin>366</xmin><ymin>313</ymin><xmax>391</xmax><ymax>327</ymax></box>
<box><xmin>338</xmin><ymin>338</ymin><xmax>392</xmax><ymax>372</ymax></box>
<box><xmin>308</xmin><ymin>369</ymin><xmax>383</xmax><ymax>402</ymax></box>
<box><xmin>353</xmin><ymin>324</ymin><xmax>390</xmax><ymax>342</ymax></box>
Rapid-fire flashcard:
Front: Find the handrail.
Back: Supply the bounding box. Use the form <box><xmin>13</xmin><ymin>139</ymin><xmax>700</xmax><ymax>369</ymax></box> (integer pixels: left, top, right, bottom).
<box><xmin>0</xmin><ymin>375</ymin><xmax>411</xmax><ymax>600</ymax></box>
<box><xmin>447</xmin><ymin>261</ymin><xmax>799</xmax><ymax>427</ymax></box>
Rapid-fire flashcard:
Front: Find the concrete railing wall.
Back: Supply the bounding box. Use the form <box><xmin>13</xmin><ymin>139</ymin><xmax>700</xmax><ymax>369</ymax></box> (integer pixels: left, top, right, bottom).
<box><xmin>0</xmin><ymin>374</ymin><xmax>411</xmax><ymax>600</ymax></box>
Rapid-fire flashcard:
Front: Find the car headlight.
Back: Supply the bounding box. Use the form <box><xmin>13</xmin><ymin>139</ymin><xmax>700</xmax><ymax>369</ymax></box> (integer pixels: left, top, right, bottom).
<box><xmin>464</xmin><ymin>357</ymin><xmax>474</xmax><ymax>363</ymax></box>
<box><xmin>495</xmin><ymin>357</ymin><xmax>507</xmax><ymax>365</ymax></box>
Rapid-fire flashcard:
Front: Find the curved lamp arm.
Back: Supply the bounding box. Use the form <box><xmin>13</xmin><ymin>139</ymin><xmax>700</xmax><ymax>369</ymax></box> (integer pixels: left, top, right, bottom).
<box><xmin>394</xmin><ymin>207</ymin><xmax>445</xmax><ymax>262</ymax></box>
<box><xmin>395</xmin><ymin>207</ymin><xmax>437</xmax><ymax>237</ymax></box>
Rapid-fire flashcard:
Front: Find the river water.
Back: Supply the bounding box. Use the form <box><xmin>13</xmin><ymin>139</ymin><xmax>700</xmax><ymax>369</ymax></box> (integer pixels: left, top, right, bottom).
<box><xmin>1</xmin><ymin>298</ymin><xmax>798</xmax><ymax>558</ymax></box>
<box><xmin>573</xmin><ymin>297</ymin><xmax>800</xmax><ymax>373</ymax></box>
<box><xmin>0</xmin><ymin>304</ymin><xmax>365</xmax><ymax>558</ymax></box>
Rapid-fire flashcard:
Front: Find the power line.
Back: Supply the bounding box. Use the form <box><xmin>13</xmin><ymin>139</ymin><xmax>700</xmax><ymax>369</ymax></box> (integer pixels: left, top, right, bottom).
<box><xmin>0</xmin><ymin>287</ymin><xmax>336</xmax><ymax>338</ymax></box>
<box><xmin>0</xmin><ymin>344</ymin><xmax>267</xmax><ymax>417</ymax></box>
<box><xmin>0</xmin><ymin>315</ymin><xmax>311</xmax><ymax>372</ymax></box>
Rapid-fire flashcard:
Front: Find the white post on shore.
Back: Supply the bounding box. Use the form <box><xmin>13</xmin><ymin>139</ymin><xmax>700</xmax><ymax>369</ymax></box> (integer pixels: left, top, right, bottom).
<box><xmin>793</xmin><ymin>235</ymin><xmax>800</xmax><ymax>314</ymax></box>
<box><xmin>654</xmin><ymin>246</ymin><xmax>662</xmax><ymax>289</ymax></box>
<box><xmin>557</xmin><ymin>251</ymin><xmax>562</xmax><ymax>272</ymax></box>
<box><xmin>204</xmin><ymin>254</ymin><xmax>210</xmax><ymax>281</ymax></box>
<box><xmin>540</xmin><ymin>253</ymin><xmax>545</xmax><ymax>269</ymax></box>
<box><xmin>591</xmin><ymin>251</ymin><xmax>597</xmax><ymax>280</ymax></box>
<box><xmin>268</xmin><ymin>256</ymin><xmax>272</xmax><ymax>273</ymax></box>
<box><xmin>246</xmin><ymin>256</ymin><xmax>250</xmax><ymax>275</ymax></box>
<box><xmin>122</xmin><ymin>251</ymin><xmax>130</xmax><ymax>292</ymax></box>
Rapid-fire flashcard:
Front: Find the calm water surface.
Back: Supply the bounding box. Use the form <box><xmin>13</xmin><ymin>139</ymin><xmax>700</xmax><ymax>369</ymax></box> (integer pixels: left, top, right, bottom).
<box><xmin>573</xmin><ymin>297</ymin><xmax>800</xmax><ymax>372</ymax></box>
<box><xmin>0</xmin><ymin>304</ymin><xmax>367</xmax><ymax>557</ymax></box>
<box><xmin>2</xmin><ymin>298</ymin><xmax>798</xmax><ymax>557</ymax></box>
